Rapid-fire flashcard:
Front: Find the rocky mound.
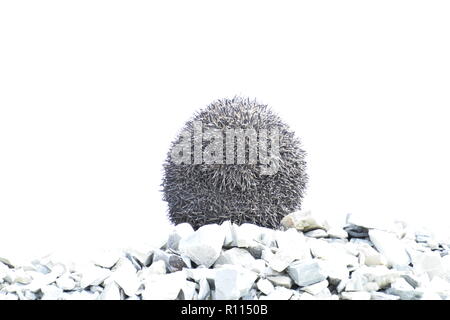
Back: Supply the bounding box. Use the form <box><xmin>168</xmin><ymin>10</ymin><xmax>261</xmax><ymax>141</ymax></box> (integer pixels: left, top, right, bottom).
<box><xmin>1</xmin><ymin>211</ymin><xmax>450</xmax><ymax>300</ymax></box>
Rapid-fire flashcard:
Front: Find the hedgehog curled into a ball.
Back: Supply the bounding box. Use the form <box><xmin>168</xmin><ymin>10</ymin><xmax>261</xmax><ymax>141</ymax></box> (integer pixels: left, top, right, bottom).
<box><xmin>162</xmin><ymin>97</ymin><xmax>308</xmax><ymax>229</ymax></box>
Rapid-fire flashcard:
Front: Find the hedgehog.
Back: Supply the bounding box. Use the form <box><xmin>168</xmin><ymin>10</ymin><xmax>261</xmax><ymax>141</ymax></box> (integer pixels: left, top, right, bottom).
<box><xmin>162</xmin><ymin>97</ymin><xmax>308</xmax><ymax>229</ymax></box>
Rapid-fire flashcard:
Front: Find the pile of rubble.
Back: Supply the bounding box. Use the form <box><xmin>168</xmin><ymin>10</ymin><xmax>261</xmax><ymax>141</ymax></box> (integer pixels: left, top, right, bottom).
<box><xmin>1</xmin><ymin>211</ymin><xmax>450</xmax><ymax>300</ymax></box>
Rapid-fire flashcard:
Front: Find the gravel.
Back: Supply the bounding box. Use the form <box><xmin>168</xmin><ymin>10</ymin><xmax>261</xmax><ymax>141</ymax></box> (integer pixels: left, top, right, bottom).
<box><xmin>1</xmin><ymin>210</ymin><xmax>450</xmax><ymax>300</ymax></box>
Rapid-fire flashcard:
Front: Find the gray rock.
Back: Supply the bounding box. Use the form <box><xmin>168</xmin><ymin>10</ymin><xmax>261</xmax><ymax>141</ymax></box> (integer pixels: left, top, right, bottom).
<box><xmin>151</xmin><ymin>250</ymin><xmax>170</xmax><ymax>267</ymax></box>
<box><xmin>287</xmin><ymin>259</ymin><xmax>328</xmax><ymax>287</ymax></box>
<box><xmin>30</xmin><ymin>261</ymin><xmax>52</xmax><ymax>275</ymax></box>
<box><xmin>327</xmin><ymin>227</ymin><xmax>348</xmax><ymax>239</ymax></box>
<box><xmin>345</xmin><ymin>273</ymin><xmax>370</xmax><ymax>292</ymax></box>
<box><xmin>357</xmin><ymin>244</ymin><xmax>387</xmax><ymax>266</ymax></box>
<box><xmin>346</xmin><ymin>213</ymin><xmax>398</xmax><ymax>232</ymax></box>
<box><xmin>336</xmin><ymin>278</ymin><xmax>348</xmax><ymax>293</ymax></box>
<box><xmin>314</xmin><ymin>288</ymin><xmax>334</xmax><ymax>299</ymax></box>
<box><xmin>214</xmin><ymin>248</ymin><xmax>256</xmax><ymax>269</ymax></box>
<box><xmin>259</xmin><ymin>286</ymin><xmax>294</xmax><ymax>300</ymax></box>
<box><xmin>420</xmin><ymin>290</ymin><xmax>443</xmax><ymax>300</ymax></box>
<box><xmin>266</xmin><ymin>275</ymin><xmax>293</xmax><ymax>289</ymax></box>
<box><xmin>214</xmin><ymin>265</ymin><xmax>258</xmax><ymax>300</ymax></box>
<box><xmin>90</xmin><ymin>285</ymin><xmax>104</xmax><ymax>294</ymax></box>
<box><xmin>63</xmin><ymin>290</ymin><xmax>99</xmax><ymax>300</ymax></box>
<box><xmin>125</xmin><ymin>254</ymin><xmax>142</xmax><ymax>271</ymax></box>
<box><xmin>353</xmin><ymin>278</ymin><xmax>380</xmax><ymax>293</ymax></box>
<box><xmin>5</xmin><ymin>268</ymin><xmax>32</xmax><ymax>285</ymax></box>
<box><xmin>415</xmin><ymin>231</ymin><xmax>440</xmax><ymax>250</ymax></box>
<box><xmin>249</xmin><ymin>259</ymin><xmax>266</xmax><ymax>274</ymax></box>
<box><xmin>180</xmin><ymin>280</ymin><xmax>197</xmax><ymax>300</ymax></box>
<box><xmin>296</xmin><ymin>292</ymin><xmax>315</xmax><ymax>300</ymax></box>
<box><xmin>442</xmin><ymin>255</ymin><xmax>450</xmax><ymax>281</ymax></box>
<box><xmin>111</xmin><ymin>257</ymin><xmax>141</xmax><ymax>297</ymax></box>
<box><xmin>152</xmin><ymin>249</ymin><xmax>187</xmax><ymax>273</ymax></box>
<box><xmin>401</xmin><ymin>273</ymin><xmax>421</xmax><ymax>289</ymax></box>
<box><xmin>178</xmin><ymin>255</ymin><xmax>192</xmax><ymax>270</ymax></box>
<box><xmin>220</xmin><ymin>221</ymin><xmax>234</xmax><ymax>247</ymax></box>
<box><xmin>167</xmin><ymin>223</ymin><xmax>195</xmax><ymax>251</ymax></box>
<box><xmin>56</xmin><ymin>275</ymin><xmax>76</xmax><ymax>291</ymax></box>
<box><xmin>78</xmin><ymin>264</ymin><xmax>111</xmax><ymax>289</ymax></box>
<box><xmin>198</xmin><ymin>277</ymin><xmax>211</xmax><ymax>300</ymax></box>
<box><xmin>386</xmin><ymin>278</ymin><xmax>422</xmax><ymax>300</ymax></box>
<box><xmin>319</xmin><ymin>259</ymin><xmax>349</xmax><ymax>285</ymax></box>
<box><xmin>13</xmin><ymin>290</ymin><xmax>26</xmax><ymax>300</ymax></box>
<box><xmin>260</xmin><ymin>266</ymin><xmax>283</xmax><ymax>277</ymax></box>
<box><xmin>140</xmin><ymin>260</ymin><xmax>166</xmax><ymax>277</ymax></box>
<box><xmin>41</xmin><ymin>284</ymin><xmax>64</xmax><ymax>300</ymax></box>
<box><xmin>350</xmin><ymin>265</ymin><xmax>401</xmax><ymax>290</ymax></box>
<box><xmin>2</xmin><ymin>283</ymin><xmax>26</xmax><ymax>294</ymax></box>
<box><xmin>256</xmin><ymin>279</ymin><xmax>274</xmax><ymax>295</ymax></box>
<box><xmin>268</xmin><ymin>229</ymin><xmax>311</xmax><ymax>272</ymax></box>
<box><xmin>416</xmin><ymin>234</ymin><xmax>432</xmax><ymax>243</ymax></box>
<box><xmin>51</xmin><ymin>263</ymin><xmax>66</xmax><ymax>275</ymax></box>
<box><xmin>341</xmin><ymin>291</ymin><xmax>371</xmax><ymax>300</ymax></box>
<box><xmin>344</xmin><ymin>225</ymin><xmax>369</xmax><ymax>238</ymax></box>
<box><xmin>179</xmin><ymin>224</ymin><xmax>225</xmax><ymax>268</ymax></box>
<box><xmin>142</xmin><ymin>270</ymin><xmax>186</xmax><ymax>300</ymax></box>
<box><xmin>0</xmin><ymin>257</ymin><xmax>15</xmax><ymax>269</ymax></box>
<box><xmin>310</xmin><ymin>241</ymin><xmax>358</xmax><ymax>283</ymax></box>
<box><xmin>246</xmin><ymin>242</ymin><xmax>266</xmax><ymax>259</ymax></box>
<box><xmin>98</xmin><ymin>281</ymin><xmax>121</xmax><ymax>300</ymax></box>
<box><xmin>305</xmin><ymin>229</ymin><xmax>328</xmax><ymax>238</ymax></box>
<box><xmin>231</xmin><ymin>223</ymin><xmax>262</xmax><ymax>248</ymax></box>
<box><xmin>123</xmin><ymin>248</ymin><xmax>153</xmax><ymax>267</ymax></box>
<box><xmin>424</xmin><ymin>276</ymin><xmax>450</xmax><ymax>299</ymax></box>
<box><xmin>0</xmin><ymin>261</ymin><xmax>10</xmax><ymax>279</ymax></box>
<box><xmin>301</xmin><ymin>280</ymin><xmax>329</xmax><ymax>295</ymax></box>
<box><xmin>185</xmin><ymin>267</ymin><xmax>216</xmax><ymax>283</ymax></box>
<box><xmin>411</xmin><ymin>250</ymin><xmax>445</xmax><ymax>280</ymax></box>
<box><xmin>370</xmin><ymin>292</ymin><xmax>401</xmax><ymax>300</ymax></box>
<box><xmin>25</xmin><ymin>272</ymin><xmax>60</xmax><ymax>292</ymax></box>
<box><xmin>4</xmin><ymin>220</ymin><xmax>450</xmax><ymax>301</ymax></box>
<box><xmin>281</xmin><ymin>210</ymin><xmax>329</xmax><ymax>232</ymax></box>
<box><xmin>242</xmin><ymin>288</ymin><xmax>258</xmax><ymax>300</ymax></box>
<box><xmin>325</xmin><ymin>237</ymin><xmax>349</xmax><ymax>244</ymax></box>
<box><xmin>369</xmin><ymin>229</ymin><xmax>411</xmax><ymax>267</ymax></box>
<box><xmin>23</xmin><ymin>290</ymin><xmax>38</xmax><ymax>300</ymax></box>
<box><xmin>309</xmin><ymin>239</ymin><xmax>358</xmax><ymax>268</ymax></box>
<box><xmin>23</xmin><ymin>265</ymin><xmax>59</xmax><ymax>290</ymax></box>
<box><xmin>370</xmin><ymin>292</ymin><xmax>400</xmax><ymax>300</ymax></box>
<box><xmin>268</xmin><ymin>251</ymin><xmax>297</xmax><ymax>273</ymax></box>
<box><xmin>297</xmin><ymin>290</ymin><xmax>336</xmax><ymax>300</ymax></box>
<box><xmin>259</xmin><ymin>227</ymin><xmax>277</xmax><ymax>247</ymax></box>
<box><xmin>0</xmin><ymin>292</ymin><xmax>19</xmax><ymax>300</ymax></box>
<box><xmin>89</xmin><ymin>249</ymin><xmax>122</xmax><ymax>269</ymax></box>
<box><xmin>349</xmin><ymin>238</ymin><xmax>373</xmax><ymax>247</ymax></box>
<box><xmin>260</xmin><ymin>247</ymin><xmax>275</xmax><ymax>263</ymax></box>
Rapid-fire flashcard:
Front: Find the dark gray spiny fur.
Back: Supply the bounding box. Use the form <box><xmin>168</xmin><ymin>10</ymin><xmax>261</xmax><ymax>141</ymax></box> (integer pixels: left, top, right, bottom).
<box><xmin>162</xmin><ymin>97</ymin><xmax>308</xmax><ymax>229</ymax></box>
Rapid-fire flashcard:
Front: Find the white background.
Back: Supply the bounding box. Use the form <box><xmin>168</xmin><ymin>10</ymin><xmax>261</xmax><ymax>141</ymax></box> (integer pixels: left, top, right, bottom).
<box><xmin>1</xmin><ymin>1</ymin><xmax>449</xmax><ymax>261</ymax></box>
